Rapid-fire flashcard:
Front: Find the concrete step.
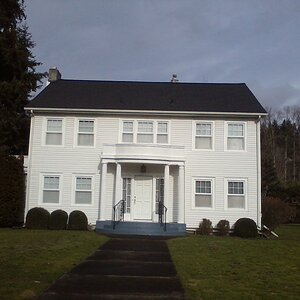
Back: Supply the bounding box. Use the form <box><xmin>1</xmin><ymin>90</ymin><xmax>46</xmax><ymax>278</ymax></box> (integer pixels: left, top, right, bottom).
<box><xmin>87</xmin><ymin>250</ymin><xmax>172</xmax><ymax>262</ymax></box>
<box><xmin>38</xmin><ymin>274</ymin><xmax>184</xmax><ymax>296</ymax></box>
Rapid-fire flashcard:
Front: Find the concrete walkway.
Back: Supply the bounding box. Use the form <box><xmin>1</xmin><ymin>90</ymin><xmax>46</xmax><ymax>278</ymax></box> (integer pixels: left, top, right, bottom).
<box><xmin>37</xmin><ymin>236</ymin><xmax>185</xmax><ymax>299</ymax></box>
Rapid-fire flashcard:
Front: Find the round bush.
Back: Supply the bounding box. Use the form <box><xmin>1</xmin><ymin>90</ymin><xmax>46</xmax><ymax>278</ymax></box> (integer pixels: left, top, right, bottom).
<box><xmin>26</xmin><ymin>207</ymin><xmax>50</xmax><ymax>229</ymax></box>
<box><xmin>216</xmin><ymin>219</ymin><xmax>230</xmax><ymax>236</ymax></box>
<box><xmin>196</xmin><ymin>218</ymin><xmax>213</xmax><ymax>235</ymax></box>
<box><xmin>49</xmin><ymin>209</ymin><xmax>68</xmax><ymax>230</ymax></box>
<box><xmin>68</xmin><ymin>210</ymin><xmax>88</xmax><ymax>230</ymax></box>
<box><xmin>234</xmin><ymin>218</ymin><xmax>257</xmax><ymax>238</ymax></box>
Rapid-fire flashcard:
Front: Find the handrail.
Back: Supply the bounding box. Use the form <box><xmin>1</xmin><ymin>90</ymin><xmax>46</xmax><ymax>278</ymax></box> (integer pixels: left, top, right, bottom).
<box><xmin>113</xmin><ymin>199</ymin><xmax>125</xmax><ymax>229</ymax></box>
<box><xmin>158</xmin><ymin>201</ymin><xmax>167</xmax><ymax>231</ymax></box>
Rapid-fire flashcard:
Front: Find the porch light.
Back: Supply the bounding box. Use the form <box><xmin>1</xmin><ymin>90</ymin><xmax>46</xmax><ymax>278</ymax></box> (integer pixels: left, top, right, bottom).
<box><xmin>140</xmin><ymin>164</ymin><xmax>146</xmax><ymax>173</ymax></box>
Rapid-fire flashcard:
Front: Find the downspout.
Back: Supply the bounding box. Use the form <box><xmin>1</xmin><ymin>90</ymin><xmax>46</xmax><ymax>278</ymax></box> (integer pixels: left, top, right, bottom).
<box><xmin>24</xmin><ymin>110</ymin><xmax>34</xmax><ymax>223</ymax></box>
<box><xmin>256</xmin><ymin>116</ymin><xmax>262</xmax><ymax>228</ymax></box>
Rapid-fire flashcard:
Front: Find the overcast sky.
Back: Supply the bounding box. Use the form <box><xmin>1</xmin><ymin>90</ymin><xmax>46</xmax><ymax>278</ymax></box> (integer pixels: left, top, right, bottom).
<box><xmin>25</xmin><ymin>0</ymin><xmax>300</xmax><ymax>109</ymax></box>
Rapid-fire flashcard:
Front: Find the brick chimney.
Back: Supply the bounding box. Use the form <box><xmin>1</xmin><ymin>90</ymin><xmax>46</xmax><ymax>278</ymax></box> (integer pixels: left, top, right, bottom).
<box><xmin>48</xmin><ymin>67</ymin><xmax>61</xmax><ymax>82</ymax></box>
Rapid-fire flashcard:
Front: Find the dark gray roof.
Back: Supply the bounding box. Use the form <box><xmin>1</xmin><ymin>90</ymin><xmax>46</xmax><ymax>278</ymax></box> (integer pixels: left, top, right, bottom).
<box><xmin>27</xmin><ymin>79</ymin><xmax>266</xmax><ymax>114</ymax></box>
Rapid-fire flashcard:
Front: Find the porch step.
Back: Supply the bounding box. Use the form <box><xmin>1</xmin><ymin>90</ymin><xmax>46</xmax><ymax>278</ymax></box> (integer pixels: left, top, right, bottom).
<box><xmin>96</xmin><ymin>221</ymin><xmax>186</xmax><ymax>236</ymax></box>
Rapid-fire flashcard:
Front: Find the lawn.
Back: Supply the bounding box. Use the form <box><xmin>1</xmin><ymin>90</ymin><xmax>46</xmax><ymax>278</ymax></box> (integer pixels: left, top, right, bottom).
<box><xmin>0</xmin><ymin>229</ymin><xmax>108</xmax><ymax>299</ymax></box>
<box><xmin>168</xmin><ymin>225</ymin><xmax>300</xmax><ymax>300</ymax></box>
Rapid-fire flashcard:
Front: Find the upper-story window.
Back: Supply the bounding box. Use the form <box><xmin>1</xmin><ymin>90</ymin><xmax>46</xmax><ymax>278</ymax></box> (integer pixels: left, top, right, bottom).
<box><xmin>121</xmin><ymin>120</ymin><xmax>169</xmax><ymax>144</ymax></box>
<box><xmin>46</xmin><ymin>119</ymin><xmax>62</xmax><ymax>145</ymax></box>
<box><xmin>77</xmin><ymin>120</ymin><xmax>94</xmax><ymax>146</ymax></box>
<box><xmin>227</xmin><ymin>123</ymin><xmax>245</xmax><ymax>150</ymax></box>
<box><xmin>195</xmin><ymin>122</ymin><xmax>213</xmax><ymax>150</ymax></box>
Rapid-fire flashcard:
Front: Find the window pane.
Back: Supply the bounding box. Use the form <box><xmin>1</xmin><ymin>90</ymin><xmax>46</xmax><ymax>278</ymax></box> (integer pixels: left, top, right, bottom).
<box><xmin>228</xmin><ymin>196</ymin><xmax>245</xmax><ymax>208</ymax></box>
<box><xmin>158</xmin><ymin>122</ymin><xmax>168</xmax><ymax>133</ymax></box>
<box><xmin>228</xmin><ymin>124</ymin><xmax>244</xmax><ymax>137</ymax></box>
<box><xmin>196</xmin><ymin>123</ymin><xmax>211</xmax><ymax>136</ymax></box>
<box><xmin>157</xmin><ymin>134</ymin><xmax>168</xmax><ymax>144</ymax></box>
<box><xmin>43</xmin><ymin>191</ymin><xmax>59</xmax><ymax>203</ymax></box>
<box><xmin>228</xmin><ymin>137</ymin><xmax>244</xmax><ymax>150</ymax></box>
<box><xmin>47</xmin><ymin>120</ymin><xmax>62</xmax><ymax>132</ymax></box>
<box><xmin>78</xmin><ymin>134</ymin><xmax>94</xmax><ymax>146</ymax></box>
<box><xmin>123</xmin><ymin>121</ymin><xmax>133</xmax><ymax>132</ymax></box>
<box><xmin>137</xmin><ymin>134</ymin><xmax>153</xmax><ymax>143</ymax></box>
<box><xmin>44</xmin><ymin>176</ymin><xmax>59</xmax><ymax>189</ymax></box>
<box><xmin>76</xmin><ymin>177</ymin><xmax>92</xmax><ymax>190</ymax></box>
<box><xmin>138</xmin><ymin>121</ymin><xmax>153</xmax><ymax>133</ymax></box>
<box><xmin>79</xmin><ymin>120</ymin><xmax>94</xmax><ymax>133</ymax></box>
<box><xmin>195</xmin><ymin>137</ymin><xmax>212</xmax><ymax>149</ymax></box>
<box><xmin>228</xmin><ymin>181</ymin><xmax>244</xmax><ymax>195</ymax></box>
<box><xmin>46</xmin><ymin>133</ymin><xmax>62</xmax><ymax>145</ymax></box>
<box><xmin>75</xmin><ymin>191</ymin><xmax>92</xmax><ymax>204</ymax></box>
<box><xmin>195</xmin><ymin>181</ymin><xmax>211</xmax><ymax>194</ymax></box>
<box><xmin>122</xmin><ymin>133</ymin><xmax>133</xmax><ymax>142</ymax></box>
<box><xmin>195</xmin><ymin>195</ymin><xmax>212</xmax><ymax>207</ymax></box>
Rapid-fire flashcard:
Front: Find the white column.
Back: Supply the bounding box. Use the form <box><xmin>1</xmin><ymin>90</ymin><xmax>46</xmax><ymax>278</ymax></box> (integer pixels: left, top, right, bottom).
<box><xmin>164</xmin><ymin>164</ymin><xmax>169</xmax><ymax>222</ymax></box>
<box><xmin>115</xmin><ymin>163</ymin><xmax>122</xmax><ymax>205</ymax></box>
<box><xmin>99</xmin><ymin>162</ymin><xmax>107</xmax><ymax>221</ymax></box>
<box><xmin>178</xmin><ymin>165</ymin><xmax>185</xmax><ymax>223</ymax></box>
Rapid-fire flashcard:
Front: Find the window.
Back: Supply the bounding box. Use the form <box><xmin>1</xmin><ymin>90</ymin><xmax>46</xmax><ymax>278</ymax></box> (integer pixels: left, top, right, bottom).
<box><xmin>78</xmin><ymin>120</ymin><xmax>94</xmax><ymax>146</ymax></box>
<box><xmin>194</xmin><ymin>179</ymin><xmax>213</xmax><ymax>208</ymax></box>
<box><xmin>137</xmin><ymin>121</ymin><xmax>154</xmax><ymax>143</ymax></box>
<box><xmin>122</xmin><ymin>178</ymin><xmax>132</xmax><ymax>213</ymax></box>
<box><xmin>195</xmin><ymin>122</ymin><xmax>213</xmax><ymax>149</ymax></box>
<box><xmin>155</xmin><ymin>178</ymin><xmax>164</xmax><ymax>213</ymax></box>
<box><xmin>121</xmin><ymin>120</ymin><xmax>169</xmax><ymax>144</ymax></box>
<box><xmin>75</xmin><ymin>177</ymin><xmax>92</xmax><ymax>204</ymax></box>
<box><xmin>46</xmin><ymin>119</ymin><xmax>62</xmax><ymax>145</ymax></box>
<box><xmin>227</xmin><ymin>123</ymin><xmax>245</xmax><ymax>150</ymax></box>
<box><xmin>157</xmin><ymin>122</ymin><xmax>168</xmax><ymax>144</ymax></box>
<box><xmin>122</xmin><ymin>121</ymin><xmax>134</xmax><ymax>142</ymax></box>
<box><xmin>43</xmin><ymin>175</ymin><xmax>60</xmax><ymax>203</ymax></box>
<box><xmin>227</xmin><ymin>180</ymin><xmax>245</xmax><ymax>209</ymax></box>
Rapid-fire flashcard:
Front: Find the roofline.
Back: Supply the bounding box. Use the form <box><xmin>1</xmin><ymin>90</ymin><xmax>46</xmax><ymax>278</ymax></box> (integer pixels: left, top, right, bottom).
<box><xmin>25</xmin><ymin>107</ymin><xmax>267</xmax><ymax>117</ymax></box>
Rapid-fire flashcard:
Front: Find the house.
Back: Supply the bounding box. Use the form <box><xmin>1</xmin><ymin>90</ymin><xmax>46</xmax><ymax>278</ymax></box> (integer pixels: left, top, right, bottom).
<box><xmin>25</xmin><ymin>68</ymin><xmax>266</xmax><ymax>235</ymax></box>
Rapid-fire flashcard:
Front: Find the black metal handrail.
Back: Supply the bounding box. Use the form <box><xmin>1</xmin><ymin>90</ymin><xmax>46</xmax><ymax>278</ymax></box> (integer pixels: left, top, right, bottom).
<box><xmin>113</xmin><ymin>199</ymin><xmax>125</xmax><ymax>229</ymax></box>
<box><xmin>158</xmin><ymin>201</ymin><xmax>167</xmax><ymax>231</ymax></box>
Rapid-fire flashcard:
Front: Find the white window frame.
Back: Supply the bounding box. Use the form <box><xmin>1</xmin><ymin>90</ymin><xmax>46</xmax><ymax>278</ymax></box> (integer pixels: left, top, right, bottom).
<box><xmin>75</xmin><ymin>118</ymin><xmax>96</xmax><ymax>147</ymax></box>
<box><xmin>137</xmin><ymin>120</ymin><xmax>154</xmax><ymax>143</ymax></box>
<box><xmin>39</xmin><ymin>174</ymin><xmax>62</xmax><ymax>205</ymax></box>
<box><xmin>193</xmin><ymin>121</ymin><xmax>214</xmax><ymax>151</ymax></box>
<box><xmin>225</xmin><ymin>178</ymin><xmax>247</xmax><ymax>210</ymax></box>
<box><xmin>43</xmin><ymin>118</ymin><xmax>64</xmax><ymax>146</ymax></box>
<box><xmin>225</xmin><ymin>121</ymin><xmax>247</xmax><ymax>152</ymax></box>
<box><xmin>119</xmin><ymin>119</ymin><xmax>170</xmax><ymax>144</ymax></box>
<box><xmin>192</xmin><ymin>177</ymin><xmax>215</xmax><ymax>210</ymax></box>
<box><xmin>72</xmin><ymin>174</ymin><xmax>94</xmax><ymax>206</ymax></box>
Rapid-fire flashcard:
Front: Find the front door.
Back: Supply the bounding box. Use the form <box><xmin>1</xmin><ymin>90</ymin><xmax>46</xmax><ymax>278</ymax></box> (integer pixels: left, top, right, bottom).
<box><xmin>133</xmin><ymin>176</ymin><xmax>152</xmax><ymax>220</ymax></box>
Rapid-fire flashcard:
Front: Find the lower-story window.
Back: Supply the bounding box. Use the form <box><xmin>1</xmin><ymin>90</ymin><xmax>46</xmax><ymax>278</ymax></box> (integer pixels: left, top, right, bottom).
<box><xmin>194</xmin><ymin>179</ymin><xmax>213</xmax><ymax>208</ymax></box>
<box><xmin>122</xmin><ymin>178</ymin><xmax>131</xmax><ymax>213</ymax></box>
<box><xmin>43</xmin><ymin>175</ymin><xmax>60</xmax><ymax>203</ymax></box>
<box><xmin>227</xmin><ymin>180</ymin><xmax>246</xmax><ymax>209</ymax></box>
<box><xmin>75</xmin><ymin>176</ymin><xmax>92</xmax><ymax>204</ymax></box>
<box><xmin>155</xmin><ymin>178</ymin><xmax>164</xmax><ymax>213</ymax></box>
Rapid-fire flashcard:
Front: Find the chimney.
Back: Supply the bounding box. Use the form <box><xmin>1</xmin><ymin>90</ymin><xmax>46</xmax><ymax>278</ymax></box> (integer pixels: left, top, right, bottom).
<box><xmin>171</xmin><ymin>74</ymin><xmax>179</xmax><ymax>83</ymax></box>
<box><xmin>48</xmin><ymin>67</ymin><xmax>61</xmax><ymax>82</ymax></box>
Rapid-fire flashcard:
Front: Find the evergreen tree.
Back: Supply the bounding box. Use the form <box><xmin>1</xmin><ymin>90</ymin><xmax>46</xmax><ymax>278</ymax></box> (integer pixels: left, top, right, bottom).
<box><xmin>0</xmin><ymin>0</ymin><xmax>45</xmax><ymax>154</ymax></box>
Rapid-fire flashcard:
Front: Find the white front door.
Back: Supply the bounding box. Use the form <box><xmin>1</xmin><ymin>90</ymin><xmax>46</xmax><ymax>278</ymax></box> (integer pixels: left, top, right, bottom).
<box><xmin>133</xmin><ymin>176</ymin><xmax>152</xmax><ymax>220</ymax></box>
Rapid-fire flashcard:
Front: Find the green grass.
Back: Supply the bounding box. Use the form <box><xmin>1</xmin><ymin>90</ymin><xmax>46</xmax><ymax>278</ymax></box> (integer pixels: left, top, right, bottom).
<box><xmin>0</xmin><ymin>229</ymin><xmax>108</xmax><ymax>299</ymax></box>
<box><xmin>168</xmin><ymin>225</ymin><xmax>300</xmax><ymax>300</ymax></box>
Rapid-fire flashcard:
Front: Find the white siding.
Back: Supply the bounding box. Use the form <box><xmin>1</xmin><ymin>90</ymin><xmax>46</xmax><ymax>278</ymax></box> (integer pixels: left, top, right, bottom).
<box><xmin>26</xmin><ymin>113</ymin><xmax>259</xmax><ymax>228</ymax></box>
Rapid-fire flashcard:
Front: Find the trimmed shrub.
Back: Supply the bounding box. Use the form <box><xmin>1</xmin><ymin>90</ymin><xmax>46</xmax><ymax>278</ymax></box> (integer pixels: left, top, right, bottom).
<box><xmin>196</xmin><ymin>218</ymin><xmax>213</xmax><ymax>235</ymax></box>
<box><xmin>68</xmin><ymin>210</ymin><xmax>88</xmax><ymax>230</ymax></box>
<box><xmin>26</xmin><ymin>207</ymin><xmax>50</xmax><ymax>229</ymax></box>
<box><xmin>0</xmin><ymin>153</ymin><xmax>25</xmax><ymax>227</ymax></box>
<box><xmin>49</xmin><ymin>209</ymin><xmax>68</xmax><ymax>230</ymax></box>
<box><xmin>234</xmin><ymin>218</ymin><xmax>257</xmax><ymax>238</ymax></box>
<box><xmin>216</xmin><ymin>219</ymin><xmax>230</xmax><ymax>236</ymax></box>
<box><xmin>262</xmin><ymin>196</ymin><xmax>296</xmax><ymax>230</ymax></box>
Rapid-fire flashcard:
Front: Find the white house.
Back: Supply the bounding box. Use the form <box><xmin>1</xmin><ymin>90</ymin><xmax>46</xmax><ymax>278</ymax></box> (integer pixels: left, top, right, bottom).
<box><xmin>25</xmin><ymin>69</ymin><xmax>266</xmax><ymax>235</ymax></box>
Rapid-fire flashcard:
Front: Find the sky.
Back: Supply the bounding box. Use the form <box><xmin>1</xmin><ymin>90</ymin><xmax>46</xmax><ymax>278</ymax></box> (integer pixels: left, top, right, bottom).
<box><xmin>25</xmin><ymin>0</ymin><xmax>300</xmax><ymax>109</ymax></box>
